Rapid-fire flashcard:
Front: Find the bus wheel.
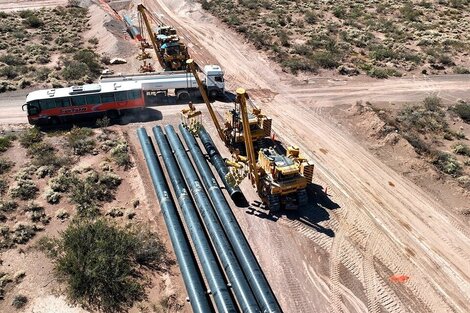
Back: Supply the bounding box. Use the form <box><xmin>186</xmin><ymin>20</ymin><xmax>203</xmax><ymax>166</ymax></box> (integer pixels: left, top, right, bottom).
<box><xmin>49</xmin><ymin>117</ymin><xmax>61</xmax><ymax>126</ymax></box>
<box><xmin>177</xmin><ymin>91</ymin><xmax>190</xmax><ymax>101</ymax></box>
<box><xmin>107</xmin><ymin>110</ymin><xmax>119</xmax><ymax>120</ymax></box>
<box><xmin>209</xmin><ymin>89</ymin><xmax>219</xmax><ymax>99</ymax></box>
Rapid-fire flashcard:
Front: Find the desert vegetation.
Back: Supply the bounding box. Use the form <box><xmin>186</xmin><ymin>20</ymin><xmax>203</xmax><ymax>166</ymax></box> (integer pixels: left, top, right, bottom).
<box><xmin>363</xmin><ymin>95</ymin><xmax>470</xmax><ymax>188</ymax></box>
<box><xmin>201</xmin><ymin>0</ymin><xmax>470</xmax><ymax>77</ymax></box>
<box><xmin>0</xmin><ymin>126</ymin><xmax>173</xmax><ymax>312</ymax></box>
<box><xmin>0</xmin><ymin>6</ymin><xmax>105</xmax><ymax>93</ymax></box>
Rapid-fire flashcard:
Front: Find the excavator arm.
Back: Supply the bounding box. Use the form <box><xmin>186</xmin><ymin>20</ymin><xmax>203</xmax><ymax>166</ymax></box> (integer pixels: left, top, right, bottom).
<box><xmin>237</xmin><ymin>88</ymin><xmax>260</xmax><ymax>193</ymax></box>
<box><xmin>186</xmin><ymin>59</ymin><xmax>226</xmax><ymax>143</ymax></box>
<box><xmin>137</xmin><ymin>4</ymin><xmax>165</xmax><ymax>69</ymax></box>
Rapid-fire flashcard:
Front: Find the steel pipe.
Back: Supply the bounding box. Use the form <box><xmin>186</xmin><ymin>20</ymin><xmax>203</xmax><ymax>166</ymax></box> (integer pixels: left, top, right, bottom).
<box><xmin>163</xmin><ymin>125</ymin><xmax>261</xmax><ymax>313</ymax></box>
<box><xmin>180</xmin><ymin>125</ymin><xmax>282</xmax><ymax>313</ymax></box>
<box><xmin>198</xmin><ymin>126</ymin><xmax>243</xmax><ymax>202</ymax></box>
<box><xmin>136</xmin><ymin>128</ymin><xmax>213</xmax><ymax>313</ymax></box>
<box><xmin>153</xmin><ymin>126</ymin><xmax>239</xmax><ymax>313</ymax></box>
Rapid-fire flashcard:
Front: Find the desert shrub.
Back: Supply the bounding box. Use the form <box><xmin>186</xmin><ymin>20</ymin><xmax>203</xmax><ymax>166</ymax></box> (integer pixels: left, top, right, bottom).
<box><xmin>26</xmin><ymin>141</ymin><xmax>67</xmax><ymax>168</ymax></box>
<box><xmin>0</xmin><ymin>200</ymin><xmax>18</xmax><ymax>212</ymax></box>
<box><xmin>12</xmin><ymin>294</ymin><xmax>28</xmax><ymax>309</ymax></box>
<box><xmin>69</xmin><ymin>171</ymin><xmax>121</xmax><ymax>218</ymax></box>
<box><xmin>18</xmin><ymin>10</ymin><xmax>34</xmax><ymax>18</ymax></box>
<box><xmin>368</xmin><ymin>67</ymin><xmax>402</xmax><ymax>79</ymax></box>
<box><xmin>423</xmin><ymin>95</ymin><xmax>442</xmax><ymax>111</ymax></box>
<box><xmin>402</xmin><ymin>132</ymin><xmax>431</xmax><ymax>154</ymax></box>
<box><xmin>0</xmin><ymin>54</ymin><xmax>25</xmax><ymax>66</ymax></box>
<box><xmin>369</xmin><ymin>45</ymin><xmax>398</xmax><ymax>61</ymax></box>
<box><xmin>24</xmin><ymin>15</ymin><xmax>43</xmax><ymax>28</ymax></box>
<box><xmin>453</xmin><ymin>103</ymin><xmax>470</xmax><ymax>122</ymax></box>
<box><xmin>49</xmin><ymin>169</ymin><xmax>77</xmax><ymax>192</ymax></box>
<box><xmin>304</xmin><ymin>11</ymin><xmax>316</xmax><ymax>24</ymax></box>
<box><xmin>67</xmin><ymin>127</ymin><xmax>95</xmax><ymax>155</ymax></box>
<box><xmin>453</xmin><ymin>143</ymin><xmax>470</xmax><ymax>156</ymax></box>
<box><xmin>111</xmin><ymin>142</ymin><xmax>131</xmax><ymax>169</ymax></box>
<box><xmin>45</xmin><ymin>189</ymin><xmax>61</xmax><ymax>204</ymax></box>
<box><xmin>0</xmin><ymin>66</ymin><xmax>19</xmax><ymax>79</ymax></box>
<box><xmin>73</xmin><ymin>49</ymin><xmax>101</xmax><ymax>75</ymax></box>
<box><xmin>61</xmin><ymin>60</ymin><xmax>89</xmax><ymax>81</ymax></box>
<box><xmin>0</xmin><ymin>179</ymin><xmax>6</xmax><ymax>195</ymax></box>
<box><xmin>43</xmin><ymin>219</ymin><xmax>167</xmax><ymax>312</ymax></box>
<box><xmin>453</xmin><ymin>66</ymin><xmax>470</xmax><ymax>74</ymax></box>
<box><xmin>332</xmin><ymin>5</ymin><xmax>346</xmax><ymax>18</ymax></box>
<box><xmin>397</xmin><ymin>104</ymin><xmax>447</xmax><ymax>133</ymax></box>
<box><xmin>401</xmin><ymin>2</ymin><xmax>421</xmax><ymax>21</ymax></box>
<box><xmin>312</xmin><ymin>51</ymin><xmax>340</xmax><ymax>69</ymax></box>
<box><xmin>19</xmin><ymin>127</ymin><xmax>43</xmax><ymax>147</ymax></box>
<box><xmin>88</xmin><ymin>37</ymin><xmax>99</xmax><ymax>45</ymax></box>
<box><xmin>0</xmin><ymin>135</ymin><xmax>13</xmax><ymax>152</ymax></box>
<box><xmin>281</xmin><ymin>57</ymin><xmax>318</xmax><ymax>74</ymax></box>
<box><xmin>433</xmin><ymin>152</ymin><xmax>462</xmax><ymax>176</ymax></box>
<box><xmin>0</xmin><ymin>12</ymin><xmax>8</xmax><ymax>18</ymax></box>
<box><xmin>35</xmin><ymin>67</ymin><xmax>51</xmax><ymax>81</ymax></box>
<box><xmin>10</xmin><ymin>179</ymin><xmax>38</xmax><ymax>200</ymax></box>
<box><xmin>0</xmin><ymin>158</ymin><xmax>14</xmax><ymax>174</ymax></box>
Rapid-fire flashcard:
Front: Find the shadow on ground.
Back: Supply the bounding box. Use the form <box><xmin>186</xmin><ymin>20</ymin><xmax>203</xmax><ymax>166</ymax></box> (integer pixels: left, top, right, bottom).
<box><xmin>241</xmin><ymin>183</ymin><xmax>338</xmax><ymax>238</ymax></box>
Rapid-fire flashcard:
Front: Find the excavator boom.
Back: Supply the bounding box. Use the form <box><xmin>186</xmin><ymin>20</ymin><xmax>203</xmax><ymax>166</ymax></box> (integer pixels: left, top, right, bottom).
<box><xmin>137</xmin><ymin>4</ymin><xmax>165</xmax><ymax>69</ymax></box>
<box><xmin>186</xmin><ymin>59</ymin><xmax>226</xmax><ymax>143</ymax></box>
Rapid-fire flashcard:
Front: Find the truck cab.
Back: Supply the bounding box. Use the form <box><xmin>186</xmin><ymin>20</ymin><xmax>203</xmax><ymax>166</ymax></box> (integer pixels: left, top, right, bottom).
<box><xmin>203</xmin><ymin>65</ymin><xmax>225</xmax><ymax>97</ymax></box>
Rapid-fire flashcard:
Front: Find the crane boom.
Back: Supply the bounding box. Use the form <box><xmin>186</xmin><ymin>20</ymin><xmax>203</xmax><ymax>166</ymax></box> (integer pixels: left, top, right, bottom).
<box><xmin>137</xmin><ymin>4</ymin><xmax>165</xmax><ymax>69</ymax></box>
<box><xmin>237</xmin><ymin>88</ymin><xmax>260</xmax><ymax>193</ymax></box>
<box><xmin>186</xmin><ymin>59</ymin><xmax>226</xmax><ymax>143</ymax></box>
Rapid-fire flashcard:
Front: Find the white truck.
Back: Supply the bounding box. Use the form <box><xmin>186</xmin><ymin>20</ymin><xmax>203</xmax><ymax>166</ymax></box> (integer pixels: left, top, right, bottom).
<box><xmin>100</xmin><ymin>65</ymin><xmax>225</xmax><ymax>101</ymax></box>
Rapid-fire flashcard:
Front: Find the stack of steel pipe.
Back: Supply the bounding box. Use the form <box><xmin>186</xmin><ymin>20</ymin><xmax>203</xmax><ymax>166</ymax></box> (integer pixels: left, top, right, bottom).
<box><xmin>181</xmin><ymin>124</ymin><xmax>282</xmax><ymax>313</ymax></box>
<box><xmin>136</xmin><ymin>128</ymin><xmax>212</xmax><ymax>313</ymax></box>
<box><xmin>197</xmin><ymin>126</ymin><xmax>244</xmax><ymax>202</ymax></box>
<box><xmin>160</xmin><ymin>125</ymin><xmax>261</xmax><ymax>313</ymax></box>
<box><xmin>154</xmin><ymin>125</ymin><xmax>260</xmax><ymax>313</ymax></box>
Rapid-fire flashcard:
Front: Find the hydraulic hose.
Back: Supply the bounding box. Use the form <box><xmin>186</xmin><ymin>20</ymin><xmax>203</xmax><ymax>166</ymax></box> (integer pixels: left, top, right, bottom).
<box><xmin>180</xmin><ymin>124</ymin><xmax>283</xmax><ymax>313</ymax></box>
<box><xmin>136</xmin><ymin>128</ymin><xmax>213</xmax><ymax>313</ymax></box>
<box><xmin>153</xmin><ymin>126</ymin><xmax>239</xmax><ymax>313</ymax></box>
<box><xmin>163</xmin><ymin>125</ymin><xmax>261</xmax><ymax>313</ymax></box>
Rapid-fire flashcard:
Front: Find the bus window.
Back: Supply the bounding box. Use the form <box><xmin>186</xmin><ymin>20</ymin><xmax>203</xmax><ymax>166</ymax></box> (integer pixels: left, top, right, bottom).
<box><xmin>27</xmin><ymin>101</ymin><xmax>40</xmax><ymax>115</ymax></box>
<box><xmin>86</xmin><ymin>94</ymin><xmax>101</xmax><ymax>105</ymax></box>
<box><xmin>55</xmin><ymin>98</ymin><xmax>71</xmax><ymax>107</ymax></box>
<box><xmin>127</xmin><ymin>90</ymin><xmax>141</xmax><ymax>100</ymax></box>
<box><xmin>39</xmin><ymin>99</ymin><xmax>55</xmax><ymax>110</ymax></box>
<box><xmin>71</xmin><ymin>96</ymin><xmax>86</xmax><ymax>106</ymax></box>
<box><xmin>101</xmin><ymin>93</ymin><xmax>115</xmax><ymax>103</ymax></box>
<box><xmin>115</xmin><ymin>91</ymin><xmax>128</xmax><ymax>101</ymax></box>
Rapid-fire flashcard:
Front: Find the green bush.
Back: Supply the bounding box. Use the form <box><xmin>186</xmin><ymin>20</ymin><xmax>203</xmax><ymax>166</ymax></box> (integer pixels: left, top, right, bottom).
<box><xmin>42</xmin><ymin>219</ymin><xmax>167</xmax><ymax>312</ymax></box>
<box><xmin>304</xmin><ymin>11</ymin><xmax>316</xmax><ymax>24</ymax></box>
<box><xmin>0</xmin><ymin>135</ymin><xmax>14</xmax><ymax>152</ymax></box>
<box><xmin>453</xmin><ymin>143</ymin><xmax>470</xmax><ymax>156</ymax></box>
<box><xmin>397</xmin><ymin>104</ymin><xmax>447</xmax><ymax>133</ymax></box>
<box><xmin>10</xmin><ymin>179</ymin><xmax>38</xmax><ymax>200</ymax></box>
<box><xmin>0</xmin><ymin>178</ymin><xmax>6</xmax><ymax>195</ymax></box>
<box><xmin>24</xmin><ymin>15</ymin><xmax>43</xmax><ymax>28</ymax></box>
<box><xmin>423</xmin><ymin>95</ymin><xmax>442</xmax><ymax>112</ymax></box>
<box><xmin>111</xmin><ymin>142</ymin><xmax>131</xmax><ymax>169</ymax></box>
<box><xmin>12</xmin><ymin>294</ymin><xmax>28</xmax><ymax>309</ymax></box>
<box><xmin>0</xmin><ymin>66</ymin><xmax>20</xmax><ymax>79</ymax></box>
<box><xmin>368</xmin><ymin>67</ymin><xmax>402</xmax><ymax>79</ymax></box>
<box><xmin>0</xmin><ymin>158</ymin><xmax>14</xmax><ymax>174</ymax></box>
<box><xmin>312</xmin><ymin>51</ymin><xmax>340</xmax><ymax>69</ymax></box>
<box><xmin>433</xmin><ymin>152</ymin><xmax>461</xmax><ymax>176</ymax></box>
<box><xmin>19</xmin><ymin>127</ymin><xmax>43</xmax><ymax>147</ymax></box>
<box><xmin>73</xmin><ymin>49</ymin><xmax>101</xmax><ymax>75</ymax></box>
<box><xmin>61</xmin><ymin>61</ymin><xmax>89</xmax><ymax>81</ymax></box>
<box><xmin>453</xmin><ymin>103</ymin><xmax>470</xmax><ymax>122</ymax></box>
<box><xmin>453</xmin><ymin>66</ymin><xmax>470</xmax><ymax>74</ymax></box>
<box><xmin>0</xmin><ymin>200</ymin><xmax>18</xmax><ymax>212</ymax></box>
<box><xmin>67</xmin><ymin>127</ymin><xmax>95</xmax><ymax>155</ymax></box>
<box><xmin>0</xmin><ymin>54</ymin><xmax>25</xmax><ymax>66</ymax></box>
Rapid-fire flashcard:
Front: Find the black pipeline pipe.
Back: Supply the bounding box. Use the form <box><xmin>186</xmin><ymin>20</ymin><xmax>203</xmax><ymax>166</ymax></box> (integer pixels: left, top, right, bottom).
<box><xmin>163</xmin><ymin>125</ymin><xmax>261</xmax><ymax>313</ymax></box>
<box><xmin>153</xmin><ymin>126</ymin><xmax>239</xmax><ymax>313</ymax></box>
<box><xmin>136</xmin><ymin>128</ymin><xmax>213</xmax><ymax>313</ymax></box>
<box><xmin>180</xmin><ymin>125</ymin><xmax>282</xmax><ymax>313</ymax></box>
<box><xmin>198</xmin><ymin>126</ymin><xmax>243</xmax><ymax>202</ymax></box>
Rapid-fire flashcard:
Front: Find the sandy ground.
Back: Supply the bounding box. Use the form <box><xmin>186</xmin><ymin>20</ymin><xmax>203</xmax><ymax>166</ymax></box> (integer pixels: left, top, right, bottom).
<box><xmin>134</xmin><ymin>1</ymin><xmax>470</xmax><ymax>312</ymax></box>
<box><xmin>0</xmin><ymin>0</ymin><xmax>67</xmax><ymax>11</ymax></box>
<box><xmin>2</xmin><ymin>0</ymin><xmax>470</xmax><ymax>312</ymax></box>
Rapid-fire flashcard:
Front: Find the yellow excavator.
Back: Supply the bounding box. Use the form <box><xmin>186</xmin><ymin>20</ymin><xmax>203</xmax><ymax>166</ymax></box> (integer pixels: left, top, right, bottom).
<box><xmin>230</xmin><ymin>88</ymin><xmax>314</xmax><ymax>211</ymax></box>
<box><xmin>137</xmin><ymin>4</ymin><xmax>189</xmax><ymax>71</ymax></box>
<box><xmin>180</xmin><ymin>63</ymin><xmax>314</xmax><ymax>210</ymax></box>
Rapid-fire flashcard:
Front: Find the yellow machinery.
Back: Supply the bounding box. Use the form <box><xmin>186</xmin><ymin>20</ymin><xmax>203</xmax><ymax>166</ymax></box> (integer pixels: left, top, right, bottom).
<box><xmin>230</xmin><ymin>88</ymin><xmax>314</xmax><ymax>211</ymax></box>
<box><xmin>137</xmin><ymin>4</ymin><xmax>189</xmax><ymax>71</ymax></box>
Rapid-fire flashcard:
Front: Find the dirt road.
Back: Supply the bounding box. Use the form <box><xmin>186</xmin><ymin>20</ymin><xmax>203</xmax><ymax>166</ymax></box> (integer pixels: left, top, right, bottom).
<box><xmin>0</xmin><ymin>0</ymin><xmax>67</xmax><ymax>11</ymax></box>
<box><xmin>140</xmin><ymin>1</ymin><xmax>470</xmax><ymax>312</ymax></box>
